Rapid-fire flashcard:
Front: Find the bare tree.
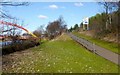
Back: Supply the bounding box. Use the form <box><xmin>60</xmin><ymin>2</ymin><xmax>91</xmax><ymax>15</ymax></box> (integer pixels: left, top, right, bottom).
<box><xmin>46</xmin><ymin>16</ymin><xmax>66</xmax><ymax>39</ymax></box>
<box><xmin>0</xmin><ymin>1</ymin><xmax>29</xmax><ymax>43</ymax></box>
<box><xmin>33</xmin><ymin>25</ymin><xmax>44</xmax><ymax>37</ymax></box>
<box><xmin>33</xmin><ymin>25</ymin><xmax>45</xmax><ymax>42</ymax></box>
<box><xmin>98</xmin><ymin>1</ymin><xmax>118</xmax><ymax>30</ymax></box>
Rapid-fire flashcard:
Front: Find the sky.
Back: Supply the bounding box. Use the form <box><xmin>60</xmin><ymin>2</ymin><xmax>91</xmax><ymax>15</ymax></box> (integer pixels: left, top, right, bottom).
<box><xmin>3</xmin><ymin>2</ymin><xmax>104</xmax><ymax>33</ymax></box>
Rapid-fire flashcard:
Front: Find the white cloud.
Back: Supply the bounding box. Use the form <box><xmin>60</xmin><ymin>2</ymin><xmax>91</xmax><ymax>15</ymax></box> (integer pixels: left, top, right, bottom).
<box><xmin>74</xmin><ymin>2</ymin><xmax>83</xmax><ymax>7</ymax></box>
<box><xmin>38</xmin><ymin>15</ymin><xmax>48</xmax><ymax>19</ymax></box>
<box><xmin>49</xmin><ymin>4</ymin><xmax>58</xmax><ymax>9</ymax></box>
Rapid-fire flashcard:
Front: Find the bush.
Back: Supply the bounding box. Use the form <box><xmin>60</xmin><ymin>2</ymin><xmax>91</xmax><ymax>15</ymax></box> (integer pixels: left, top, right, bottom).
<box><xmin>94</xmin><ymin>29</ymin><xmax>111</xmax><ymax>39</ymax></box>
<box><xmin>2</xmin><ymin>40</ymin><xmax>40</xmax><ymax>55</ymax></box>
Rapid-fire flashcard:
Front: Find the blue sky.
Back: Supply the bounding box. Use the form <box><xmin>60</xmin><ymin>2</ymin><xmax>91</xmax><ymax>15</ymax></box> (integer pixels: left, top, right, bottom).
<box><xmin>4</xmin><ymin>2</ymin><xmax>103</xmax><ymax>33</ymax></box>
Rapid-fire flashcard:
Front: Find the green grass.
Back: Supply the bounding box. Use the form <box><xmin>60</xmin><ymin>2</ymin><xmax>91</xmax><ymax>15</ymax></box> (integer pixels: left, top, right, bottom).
<box><xmin>3</xmin><ymin>33</ymin><xmax>118</xmax><ymax>73</ymax></box>
<box><xmin>72</xmin><ymin>32</ymin><xmax>119</xmax><ymax>54</ymax></box>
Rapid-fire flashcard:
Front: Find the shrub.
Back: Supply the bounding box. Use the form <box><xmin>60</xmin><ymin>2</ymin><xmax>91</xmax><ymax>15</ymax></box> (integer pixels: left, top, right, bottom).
<box><xmin>2</xmin><ymin>40</ymin><xmax>40</xmax><ymax>55</ymax></box>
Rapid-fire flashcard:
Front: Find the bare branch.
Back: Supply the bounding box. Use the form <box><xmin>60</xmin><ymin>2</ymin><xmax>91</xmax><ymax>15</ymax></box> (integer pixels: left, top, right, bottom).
<box><xmin>0</xmin><ymin>2</ymin><xmax>29</xmax><ymax>6</ymax></box>
<box><xmin>0</xmin><ymin>11</ymin><xmax>15</xmax><ymax>19</ymax></box>
<box><xmin>2</xmin><ymin>28</ymin><xmax>17</xmax><ymax>32</ymax></box>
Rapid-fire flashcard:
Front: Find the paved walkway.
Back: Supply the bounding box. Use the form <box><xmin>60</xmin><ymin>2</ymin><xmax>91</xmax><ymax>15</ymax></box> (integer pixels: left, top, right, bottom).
<box><xmin>68</xmin><ymin>33</ymin><xmax>120</xmax><ymax>65</ymax></box>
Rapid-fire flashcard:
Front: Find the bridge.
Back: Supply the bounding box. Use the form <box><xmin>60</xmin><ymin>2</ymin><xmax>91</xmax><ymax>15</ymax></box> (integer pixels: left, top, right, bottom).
<box><xmin>0</xmin><ymin>20</ymin><xmax>37</xmax><ymax>38</ymax></box>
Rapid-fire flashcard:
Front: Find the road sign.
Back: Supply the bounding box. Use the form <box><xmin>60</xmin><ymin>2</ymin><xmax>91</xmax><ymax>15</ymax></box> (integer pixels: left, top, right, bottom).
<box><xmin>83</xmin><ymin>17</ymin><xmax>89</xmax><ymax>25</ymax></box>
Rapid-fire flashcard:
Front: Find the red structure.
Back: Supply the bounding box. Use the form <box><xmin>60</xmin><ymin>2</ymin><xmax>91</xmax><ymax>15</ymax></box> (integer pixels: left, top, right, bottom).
<box><xmin>0</xmin><ymin>20</ymin><xmax>37</xmax><ymax>38</ymax></box>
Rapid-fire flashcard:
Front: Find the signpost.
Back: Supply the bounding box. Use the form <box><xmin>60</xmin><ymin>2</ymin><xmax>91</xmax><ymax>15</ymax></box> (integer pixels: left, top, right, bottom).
<box><xmin>82</xmin><ymin>17</ymin><xmax>89</xmax><ymax>30</ymax></box>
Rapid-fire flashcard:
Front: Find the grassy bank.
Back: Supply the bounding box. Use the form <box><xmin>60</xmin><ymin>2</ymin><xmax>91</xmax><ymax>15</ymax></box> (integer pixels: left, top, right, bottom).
<box><xmin>3</xmin><ymin>33</ymin><xmax>118</xmax><ymax>73</ymax></box>
<box><xmin>72</xmin><ymin>32</ymin><xmax>118</xmax><ymax>54</ymax></box>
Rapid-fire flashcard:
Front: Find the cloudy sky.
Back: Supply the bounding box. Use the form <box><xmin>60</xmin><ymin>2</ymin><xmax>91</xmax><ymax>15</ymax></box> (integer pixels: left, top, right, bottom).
<box><xmin>3</xmin><ymin>2</ymin><xmax>103</xmax><ymax>33</ymax></box>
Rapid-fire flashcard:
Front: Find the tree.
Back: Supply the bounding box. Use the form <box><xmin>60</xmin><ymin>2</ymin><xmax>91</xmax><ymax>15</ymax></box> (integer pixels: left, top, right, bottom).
<box><xmin>33</xmin><ymin>25</ymin><xmax>44</xmax><ymax>37</ymax></box>
<box><xmin>98</xmin><ymin>1</ymin><xmax>118</xmax><ymax>30</ymax></box>
<box><xmin>73</xmin><ymin>24</ymin><xmax>79</xmax><ymax>31</ymax></box>
<box><xmin>0</xmin><ymin>1</ymin><xmax>29</xmax><ymax>43</ymax></box>
<box><xmin>68</xmin><ymin>27</ymin><xmax>73</xmax><ymax>32</ymax></box>
<box><xmin>99</xmin><ymin>1</ymin><xmax>120</xmax><ymax>33</ymax></box>
<box><xmin>88</xmin><ymin>13</ymin><xmax>108</xmax><ymax>38</ymax></box>
<box><xmin>7</xmin><ymin>18</ymin><xmax>24</xmax><ymax>43</ymax></box>
<box><xmin>57</xmin><ymin>16</ymin><xmax>67</xmax><ymax>32</ymax></box>
<box><xmin>46</xmin><ymin>16</ymin><xmax>66</xmax><ymax>39</ymax></box>
<box><xmin>46</xmin><ymin>21</ymin><xmax>61</xmax><ymax>39</ymax></box>
<box><xmin>79</xmin><ymin>22</ymin><xmax>83</xmax><ymax>31</ymax></box>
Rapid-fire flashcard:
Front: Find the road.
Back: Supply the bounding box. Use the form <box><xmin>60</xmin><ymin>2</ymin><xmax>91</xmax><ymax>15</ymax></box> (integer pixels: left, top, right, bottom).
<box><xmin>68</xmin><ymin>33</ymin><xmax>120</xmax><ymax>65</ymax></box>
